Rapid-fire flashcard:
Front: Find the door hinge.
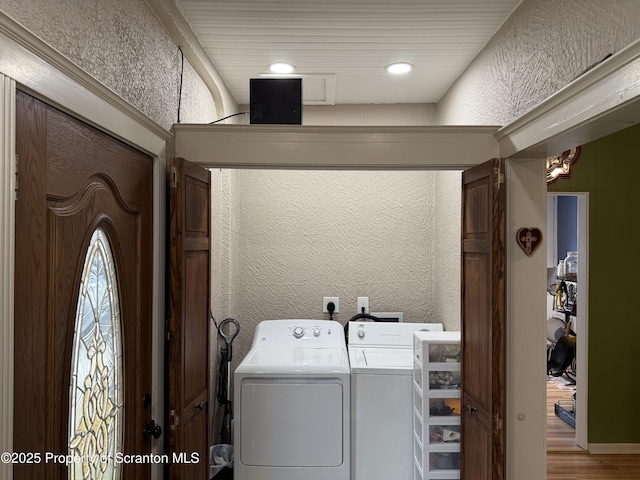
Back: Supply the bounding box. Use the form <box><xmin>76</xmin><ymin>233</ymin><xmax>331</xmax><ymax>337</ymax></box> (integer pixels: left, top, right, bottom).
<box><xmin>170</xmin><ymin>166</ymin><xmax>178</xmax><ymax>189</ymax></box>
<box><xmin>494</xmin><ymin>413</ymin><xmax>503</xmax><ymax>434</ymax></box>
<box><xmin>169</xmin><ymin>409</ymin><xmax>180</xmax><ymax>431</ymax></box>
<box><xmin>494</xmin><ymin>166</ymin><xmax>505</xmax><ymax>190</ymax></box>
<box><xmin>14</xmin><ymin>154</ymin><xmax>19</xmax><ymax>199</ymax></box>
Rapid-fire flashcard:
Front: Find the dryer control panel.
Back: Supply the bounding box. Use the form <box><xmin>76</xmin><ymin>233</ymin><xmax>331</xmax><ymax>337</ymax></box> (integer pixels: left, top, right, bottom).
<box><xmin>292</xmin><ymin>325</ymin><xmax>324</xmax><ymax>338</ymax></box>
<box><xmin>289</xmin><ymin>323</ymin><xmax>333</xmax><ymax>340</ymax></box>
<box><xmin>252</xmin><ymin>319</ymin><xmax>344</xmax><ymax>348</ymax></box>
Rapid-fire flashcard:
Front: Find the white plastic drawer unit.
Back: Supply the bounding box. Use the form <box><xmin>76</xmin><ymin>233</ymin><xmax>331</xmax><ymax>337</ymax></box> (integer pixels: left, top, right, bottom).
<box><xmin>413</xmin><ymin>330</ymin><xmax>461</xmax><ymax>480</ymax></box>
<box><xmin>239</xmin><ymin>378</ymin><xmax>344</xmax><ymax>467</ymax></box>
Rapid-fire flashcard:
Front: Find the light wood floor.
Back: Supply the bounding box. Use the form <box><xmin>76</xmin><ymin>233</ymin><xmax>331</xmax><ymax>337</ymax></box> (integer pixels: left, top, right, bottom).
<box><xmin>546</xmin><ymin>378</ymin><xmax>579</xmax><ymax>452</ymax></box>
<box><xmin>546</xmin><ymin>380</ymin><xmax>640</xmax><ymax>479</ymax></box>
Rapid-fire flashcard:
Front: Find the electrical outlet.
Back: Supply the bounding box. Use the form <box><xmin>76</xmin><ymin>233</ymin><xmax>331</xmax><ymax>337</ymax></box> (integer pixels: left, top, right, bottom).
<box><xmin>322</xmin><ymin>297</ymin><xmax>339</xmax><ymax>313</ymax></box>
<box><xmin>357</xmin><ymin>296</ymin><xmax>369</xmax><ymax>314</ymax></box>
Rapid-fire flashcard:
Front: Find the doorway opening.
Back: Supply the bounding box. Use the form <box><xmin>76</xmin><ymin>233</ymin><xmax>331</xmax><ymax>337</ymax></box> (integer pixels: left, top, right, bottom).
<box><xmin>546</xmin><ymin>193</ymin><xmax>589</xmax><ymax>451</ymax></box>
<box><xmin>207</xmin><ymin>168</ymin><xmax>464</xmax><ymax>446</ymax></box>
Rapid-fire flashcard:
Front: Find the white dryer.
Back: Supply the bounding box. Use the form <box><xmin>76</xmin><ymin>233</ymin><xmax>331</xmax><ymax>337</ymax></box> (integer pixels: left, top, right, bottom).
<box><xmin>348</xmin><ymin>321</ymin><xmax>443</xmax><ymax>480</ymax></box>
<box><xmin>234</xmin><ymin>319</ymin><xmax>350</xmax><ymax>480</ymax></box>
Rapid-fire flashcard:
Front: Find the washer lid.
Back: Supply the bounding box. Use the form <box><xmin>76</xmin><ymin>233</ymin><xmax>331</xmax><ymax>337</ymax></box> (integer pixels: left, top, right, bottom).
<box><xmin>348</xmin><ymin>347</ymin><xmax>414</xmax><ymax>374</ymax></box>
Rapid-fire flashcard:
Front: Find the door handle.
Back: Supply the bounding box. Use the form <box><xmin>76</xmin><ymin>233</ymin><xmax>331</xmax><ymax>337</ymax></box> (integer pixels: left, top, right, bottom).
<box><xmin>195</xmin><ymin>401</ymin><xmax>205</xmax><ymax>411</ymax></box>
<box><xmin>465</xmin><ymin>405</ymin><xmax>477</xmax><ymax>414</ymax></box>
<box><xmin>143</xmin><ymin>419</ymin><xmax>162</xmax><ymax>440</ymax></box>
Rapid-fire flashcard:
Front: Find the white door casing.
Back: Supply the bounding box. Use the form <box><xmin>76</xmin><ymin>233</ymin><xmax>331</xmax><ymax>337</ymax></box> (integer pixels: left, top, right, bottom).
<box><xmin>0</xmin><ymin>73</ymin><xmax>16</xmax><ymax>480</ymax></box>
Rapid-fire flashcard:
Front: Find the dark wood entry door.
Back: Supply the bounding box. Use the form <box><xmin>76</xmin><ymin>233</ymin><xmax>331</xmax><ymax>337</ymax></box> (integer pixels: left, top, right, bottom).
<box><xmin>167</xmin><ymin>157</ymin><xmax>211</xmax><ymax>479</ymax></box>
<box><xmin>14</xmin><ymin>91</ymin><xmax>154</xmax><ymax>479</ymax></box>
<box><xmin>460</xmin><ymin>158</ymin><xmax>506</xmax><ymax>480</ymax></box>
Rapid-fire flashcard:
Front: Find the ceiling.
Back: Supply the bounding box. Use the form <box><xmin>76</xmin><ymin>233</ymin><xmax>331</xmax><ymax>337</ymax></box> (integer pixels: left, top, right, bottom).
<box><xmin>177</xmin><ymin>0</ymin><xmax>522</xmax><ymax>106</ymax></box>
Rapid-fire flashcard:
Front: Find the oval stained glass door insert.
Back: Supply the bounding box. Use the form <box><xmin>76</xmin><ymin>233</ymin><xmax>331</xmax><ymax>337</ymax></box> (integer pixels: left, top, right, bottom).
<box><xmin>69</xmin><ymin>227</ymin><xmax>123</xmax><ymax>480</ymax></box>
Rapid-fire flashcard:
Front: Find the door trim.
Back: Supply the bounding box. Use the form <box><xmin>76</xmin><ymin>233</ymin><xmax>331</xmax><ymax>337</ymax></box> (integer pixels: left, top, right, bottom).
<box><xmin>546</xmin><ymin>193</ymin><xmax>589</xmax><ymax>450</ymax></box>
<box><xmin>575</xmin><ymin>194</ymin><xmax>589</xmax><ymax>450</ymax></box>
<box><xmin>0</xmin><ymin>15</ymin><xmax>169</xmax><ymax>480</ymax></box>
<box><xmin>505</xmin><ymin>159</ymin><xmax>548</xmax><ymax>480</ymax></box>
<box><xmin>0</xmin><ymin>74</ymin><xmax>16</xmax><ymax>479</ymax></box>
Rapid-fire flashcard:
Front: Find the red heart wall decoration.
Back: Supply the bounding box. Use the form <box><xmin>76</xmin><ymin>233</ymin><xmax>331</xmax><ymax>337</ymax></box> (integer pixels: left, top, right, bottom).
<box><xmin>516</xmin><ymin>227</ymin><xmax>543</xmax><ymax>256</ymax></box>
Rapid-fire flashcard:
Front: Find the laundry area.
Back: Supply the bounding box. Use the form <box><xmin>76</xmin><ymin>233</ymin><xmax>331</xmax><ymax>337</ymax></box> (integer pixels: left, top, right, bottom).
<box><xmin>211</xmin><ymin>317</ymin><xmax>461</xmax><ymax>480</ymax></box>
<box><xmin>206</xmin><ymin>168</ymin><xmax>464</xmax><ymax>480</ymax></box>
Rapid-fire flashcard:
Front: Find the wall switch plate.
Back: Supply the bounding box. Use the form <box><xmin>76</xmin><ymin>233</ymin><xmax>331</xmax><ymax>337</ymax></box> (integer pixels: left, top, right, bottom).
<box><xmin>322</xmin><ymin>296</ymin><xmax>339</xmax><ymax>313</ymax></box>
<box><xmin>357</xmin><ymin>296</ymin><xmax>369</xmax><ymax>314</ymax></box>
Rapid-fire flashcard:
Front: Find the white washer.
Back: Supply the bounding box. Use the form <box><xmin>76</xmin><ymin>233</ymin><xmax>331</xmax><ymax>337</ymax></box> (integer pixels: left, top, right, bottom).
<box><xmin>234</xmin><ymin>319</ymin><xmax>350</xmax><ymax>480</ymax></box>
<box><xmin>348</xmin><ymin>321</ymin><xmax>444</xmax><ymax>480</ymax></box>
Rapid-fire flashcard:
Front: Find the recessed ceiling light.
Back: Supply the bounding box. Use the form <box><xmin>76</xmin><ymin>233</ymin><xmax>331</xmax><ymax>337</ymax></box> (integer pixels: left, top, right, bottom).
<box><xmin>385</xmin><ymin>63</ymin><xmax>413</xmax><ymax>74</ymax></box>
<box><xmin>269</xmin><ymin>63</ymin><xmax>295</xmax><ymax>74</ymax></box>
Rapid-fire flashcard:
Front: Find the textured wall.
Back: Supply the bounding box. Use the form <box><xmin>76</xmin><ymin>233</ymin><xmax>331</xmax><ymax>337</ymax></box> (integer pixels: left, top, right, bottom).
<box><xmin>210</xmin><ymin>168</ymin><xmax>241</xmax><ymax>441</ymax></box>
<box><xmin>438</xmin><ymin>0</ymin><xmax>640</xmax><ymax>126</ymax></box>
<box><xmin>1</xmin><ymin>0</ymin><xmax>217</xmax><ymax>130</ymax></box>
<box><xmin>215</xmin><ymin>169</ymin><xmax>461</xmax><ymax>373</ymax></box>
<box><xmin>236</xmin><ymin>103</ymin><xmax>438</xmax><ymax>125</ymax></box>
<box><xmin>302</xmin><ymin>103</ymin><xmax>437</xmax><ymax>125</ymax></box>
<box><xmin>433</xmin><ymin>171</ymin><xmax>462</xmax><ymax>330</ymax></box>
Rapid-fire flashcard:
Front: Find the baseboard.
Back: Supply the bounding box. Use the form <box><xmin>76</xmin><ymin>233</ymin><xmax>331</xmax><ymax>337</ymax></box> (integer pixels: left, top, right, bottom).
<box><xmin>588</xmin><ymin>443</ymin><xmax>640</xmax><ymax>454</ymax></box>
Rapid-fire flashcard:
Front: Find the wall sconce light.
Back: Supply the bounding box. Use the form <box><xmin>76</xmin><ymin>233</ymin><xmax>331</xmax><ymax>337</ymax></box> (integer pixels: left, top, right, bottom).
<box><xmin>546</xmin><ymin>146</ymin><xmax>581</xmax><ymax>184</ymax></box>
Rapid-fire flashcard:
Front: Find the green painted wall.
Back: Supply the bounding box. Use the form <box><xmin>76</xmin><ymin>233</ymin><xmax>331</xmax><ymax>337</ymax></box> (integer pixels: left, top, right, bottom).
<box><xmin>548</xmin><ymin>123</ymin><xmax>640</xmax><ymax>444</ymax></box>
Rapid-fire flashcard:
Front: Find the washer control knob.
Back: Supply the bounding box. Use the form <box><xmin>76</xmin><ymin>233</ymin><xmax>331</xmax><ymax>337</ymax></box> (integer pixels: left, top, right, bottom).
<box><xmin>313</xmin><ymin>327</ymin><xmax>321</xmax><ymax>337</ymax></box>
<box><xmin>357</xmin><ymin>330</ymin><xmax>365</xmax><ymax>338</ymax></box>
<box><xmin>293</xmin><ymin>326</ymin><xmax>305</xmax><ymax>338</ymax></box>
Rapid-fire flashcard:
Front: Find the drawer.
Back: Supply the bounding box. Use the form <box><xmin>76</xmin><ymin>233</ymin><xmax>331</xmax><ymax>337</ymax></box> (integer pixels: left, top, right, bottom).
<box><xmin>427</xmin><ymin>370</ymin><xmax>461</xmax><ymax>391</ymax></box>
<box><xmin>413</xmin><ymin>386</ymin><xmax>461</xmax><ymax>416</ymax></box>
<box><xmin>413</xmin><ymin>331</ymin><xmax>461</xmax><ymax>363</ymax></box>
<box><xmin>414</xmin><ymin>413</ymin><xmax>461</xmax><ymax>447</ymax></box>
<box><xmin>429</xmin><ymin>451</ymin><xmax>460</xmax><ymax>471</ymax></box>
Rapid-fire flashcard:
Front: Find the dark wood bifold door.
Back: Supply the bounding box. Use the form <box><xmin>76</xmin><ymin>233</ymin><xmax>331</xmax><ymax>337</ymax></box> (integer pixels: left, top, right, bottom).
<box><xmin>14</xmin><ymin>90</ymin><xmax>154</xmax><ymax>480</ymax></box>
<box><xmin>460</xmin><ymin>158</ymin><xmax>506</xmax><ymax>480</ymax></box>
<box><xmin>167</xmin><ymin>157</ymin><xmax>211</xmax><ymax>479</ymax></box>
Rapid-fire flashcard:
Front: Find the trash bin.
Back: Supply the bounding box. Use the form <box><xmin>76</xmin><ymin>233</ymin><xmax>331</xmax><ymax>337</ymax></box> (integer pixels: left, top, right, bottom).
<box><xmin>210</xmin><ymin>444</ymin><xmax>233</xmax><ymax>480</ymax></box>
